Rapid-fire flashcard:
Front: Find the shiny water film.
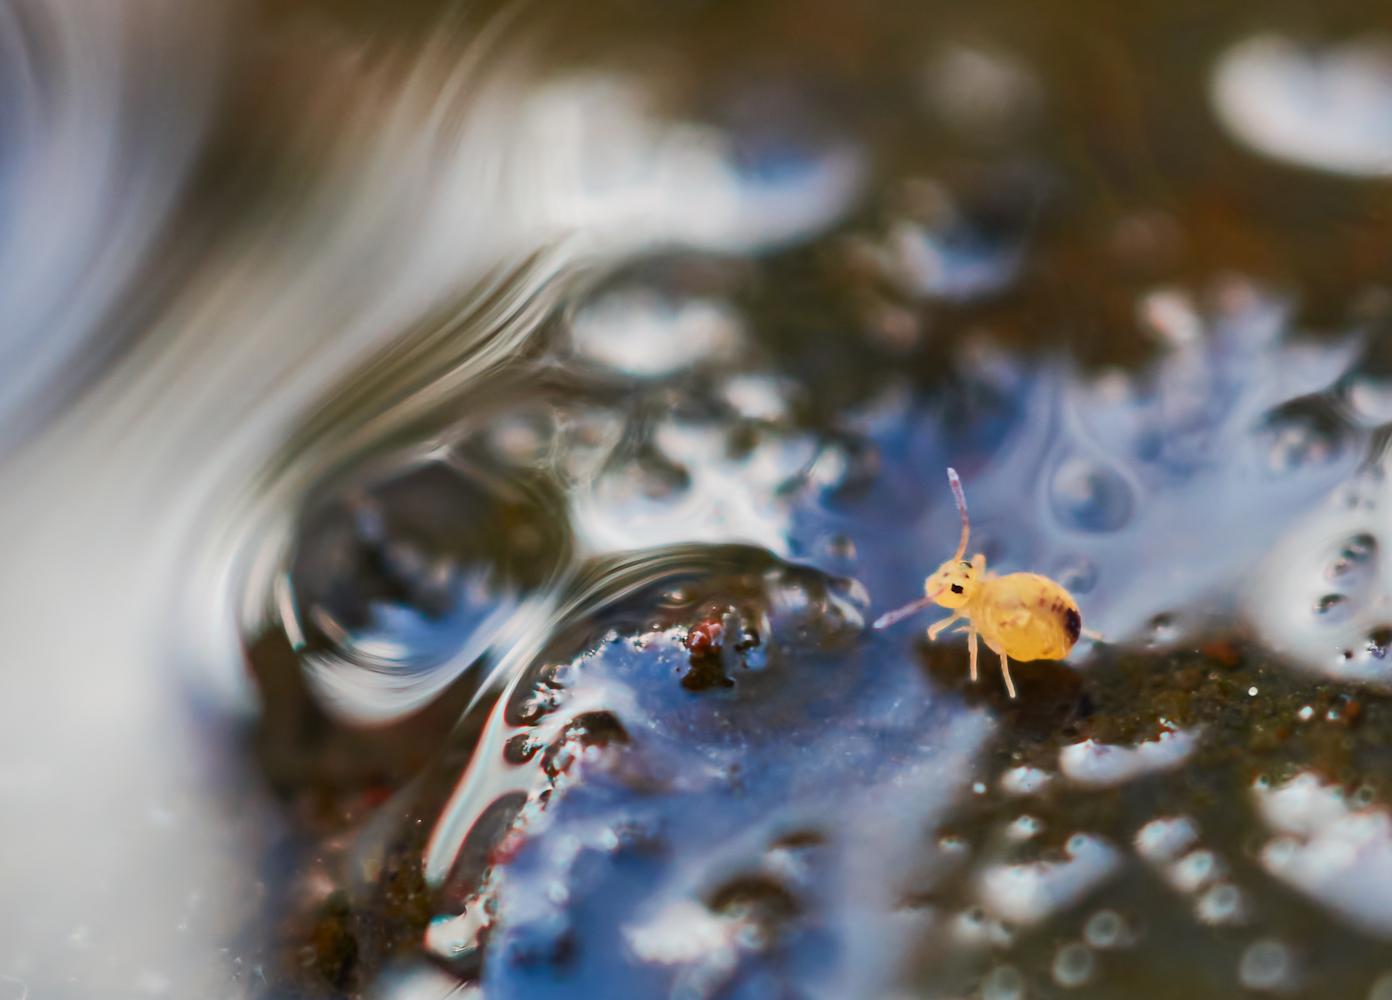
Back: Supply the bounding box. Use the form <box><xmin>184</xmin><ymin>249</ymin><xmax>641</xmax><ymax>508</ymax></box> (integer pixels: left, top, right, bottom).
<box><xmin>10</xmin><ymin>1</ymin><xmax>1392</xmax><ymax>999</ymax></box>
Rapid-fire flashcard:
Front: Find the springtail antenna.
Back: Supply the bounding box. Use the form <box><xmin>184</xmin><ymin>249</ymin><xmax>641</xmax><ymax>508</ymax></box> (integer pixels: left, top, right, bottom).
<box><xmin>947</xmin><ymin>467</ymin><xmax>970</xmax><ymax>562</ymax></box>
<box><xmin>872</xmin><ymin>467</ymin><xmax>971</xmax><ymax>630</ymax></box>
<box><xmin>872</xmin><ymin>595</ymin><xmax>936</xmax><ymax>630</ymax></box>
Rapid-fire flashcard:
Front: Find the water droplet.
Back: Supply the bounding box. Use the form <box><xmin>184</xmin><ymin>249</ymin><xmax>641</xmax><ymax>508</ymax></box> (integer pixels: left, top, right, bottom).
<box><xmin>1196</xmin><ymin>883</ymin><xmax>1247</xmax><ymax>925</ymax></box>
<box><xmin>1052</xmin><ymin>942</ymin><xmax>1095</xmax><ymax>988</ymax></box>
<box><xmin>1170</xmin><ymin>849</ymin><xmax>1225</xmax><ymax>893</ymax></box>
<box><xmin>1005</xmin><ymin>815</ymin><xmax>1044</xmax><ymax>841</ymax></box>
<box><xmin>1261</xmin><ymin>395</ymin><xmax>1348</xmax><ymax>472</ymax></box>
<box><xmin>1328</xmin><ymin>533</ymin><xmax>1378</xmax><ymax>580</ymax></box>
<box><xmin>982</xmin><ymin>964</ymin><xmax>1027</xmax><ymax>1000</ymax></box>
<box><xmin>1239</xmin><ymin>939</ymin><xmax>1294</xmax><ymax>992</ymax></box>
<box><xmin>1147</xmin><ymin>613</ymin><xmax>1179</xmax><ymax>645</ymax></box>
<box><xmin>1083</xmin><ymin>909</ymin><xmax>1128</xmax><ymax>949</ymax></box>
<box><xmin>1370</xmin><ymin>628</ymin><xmax>1392</xmax><ymax>659</ymax></box>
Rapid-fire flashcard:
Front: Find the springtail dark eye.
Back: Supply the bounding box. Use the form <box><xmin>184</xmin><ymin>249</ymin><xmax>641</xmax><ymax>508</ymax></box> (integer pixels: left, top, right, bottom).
<box><xmin>950</xmin><ymin>584</ymin><xmax>964</xmax><ymax>594</ymax></box>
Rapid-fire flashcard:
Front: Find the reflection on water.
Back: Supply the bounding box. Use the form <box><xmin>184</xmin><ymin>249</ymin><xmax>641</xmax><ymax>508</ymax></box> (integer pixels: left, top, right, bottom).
<box><xmin>1213</xmin><ymin>35</ymin><xmax>1392</xmax><ymax>178</ymax></box>
<box><xmin>16</xmin><ymin>0</ymin><xmax>1392</xmax><ymax>998</ymax></box>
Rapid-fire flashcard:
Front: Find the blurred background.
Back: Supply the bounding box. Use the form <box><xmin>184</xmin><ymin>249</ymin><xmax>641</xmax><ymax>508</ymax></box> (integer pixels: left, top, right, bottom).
<box><xmin>8</xmin><ymin>0</ymin><xmax>1392</xmax><ymax>997</ymax></box>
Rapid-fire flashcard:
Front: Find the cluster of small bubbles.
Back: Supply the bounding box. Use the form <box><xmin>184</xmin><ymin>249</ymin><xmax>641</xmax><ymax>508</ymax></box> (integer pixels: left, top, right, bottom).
<box><xmin>982</xmin><ymin>964</ymin><xmax>1027</xmax><ymax>1000</ymax></box>
<box><xmin>1239</xmin><ymin>939</ymin><xmax>1295</xmax><ymax>992</ymax></box>
<box><xmin>1051</xmin><ymin>942</ymin><xmax>1095</xmax><ymax>988</ymax></box>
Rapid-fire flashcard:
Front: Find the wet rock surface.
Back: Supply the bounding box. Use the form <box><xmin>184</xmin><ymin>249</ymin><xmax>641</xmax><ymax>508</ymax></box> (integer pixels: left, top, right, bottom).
<box><xmin>233</xmin><ymin>1</ymin><xmax>1392</xmax><ymax>998</ymax></box>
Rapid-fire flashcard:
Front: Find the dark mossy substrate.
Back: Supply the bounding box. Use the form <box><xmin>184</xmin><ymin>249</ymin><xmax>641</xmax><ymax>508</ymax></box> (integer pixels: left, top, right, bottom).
<box><xmin>265</xmin><ymin>630</ymin><xmax>1392</xmax><ymax>999</ymax></box>
<box><xmin>917</xmin><ymin>636</ymin><xmax>1392</xmax><ymax>1000</ymax></box>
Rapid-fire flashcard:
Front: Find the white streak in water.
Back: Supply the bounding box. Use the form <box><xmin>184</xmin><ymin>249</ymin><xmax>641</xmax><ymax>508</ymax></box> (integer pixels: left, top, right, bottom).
<box><xmin>1256</xmin><ymin>773</ymin><xmax>1392</xmax><ymax>938</ymax></box>
<box><xmin>977</xmin><ymin>833</ymin><xmax>1120</xmax><ymax>925</ymax></box>
<box><xmin>1058</xmin><ymin>728</ymin><xmax>1200</xmax><ymax>788</ymax></box>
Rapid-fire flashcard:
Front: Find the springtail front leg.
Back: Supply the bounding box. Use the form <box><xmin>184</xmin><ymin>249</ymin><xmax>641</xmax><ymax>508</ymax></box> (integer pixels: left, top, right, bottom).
<box><xmin>927</xmin><ymin>614</ymin><xmax>961</xmax><ymax>641</ymax></box>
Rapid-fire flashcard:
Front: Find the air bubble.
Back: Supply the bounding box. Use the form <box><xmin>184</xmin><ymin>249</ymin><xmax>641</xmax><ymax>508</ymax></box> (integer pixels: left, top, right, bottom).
<box><xmin>1262</xmin><ymin>395</ymin><xmax>1348</xmax><ymax>472</ymax></box>
<box><xmin>1170</xmin><ymin>850</ymin><xmax>1224</xmax><ymax>893</ymax></box>
<box><xmin>1005</xmin><ymin>815</ymin><xmax>1043</xmax><ymax>841</ymax></box>
<box><xmin>1315</xmin><ymin>593</ymin><xmax>1347</xmax><ymax>615</ymax></box>
<box><xmin>1196</xmin><ymin>883</ymin><xmax>1246</xmax><ymax>925</ymax></box>
<box><xmin>982</xmin><ymin>964</ymin><xmax>1027</xmax><ymax>1000</ymax></box>
<box><xmin>1354</xmin><ymin>785</ymin><xmax>1377</xmax><ymax>808</ymax></box>
<box><xmin>1147</xmin><ymin>613</ymin><xmax>1179</xmax><ymax>645</ymax></box>
<box><xmin>1369</xmin><ymin>628</ymin><xmax>1392</xmax><ymax>659</ymax></box>
<box><xmin>1052</xmin><ymin>942</ymin><xmax>1095</xmax><ymax>988</ymax></box>
<box><xmin>1083</xmin><ymin>909</ymin><xmax>1128</xmax><ymax>949</ymax></box>
<box><xmin>1239</xmin><ymin>939</ymin><xmax>1294</xmax><ymax>992</ymax></box>
<box><xmin>1049</xmin><ymin>456</ymin><xmax>1134</xmax><ymax>533</ymax></box>
<box><xmin>1327</xmin><ymin>534</ymin><xmax>1377</xmax><ymax>580</ymax></box>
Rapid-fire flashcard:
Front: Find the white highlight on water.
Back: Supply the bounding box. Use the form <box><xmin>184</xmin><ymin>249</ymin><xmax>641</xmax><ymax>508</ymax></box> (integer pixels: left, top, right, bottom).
<box><xmin>1256</xmin><ymin>772</ymin><xmax>1392</xmax><ymax>937</ymax></box>
<box><xmin>1213</xmin><ymin>34</ymin><xmax>1392</xmax><ymax>177</ymax></box>
<box><xmin>1058</xmin><ymin>728</ymin><xmax>1200</xmax><ymax>787</ymax></box>
<box><xmin>977</xmin><ymin>833</ymin><xmax>1119</xmax><ymax>925</ymax></box>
